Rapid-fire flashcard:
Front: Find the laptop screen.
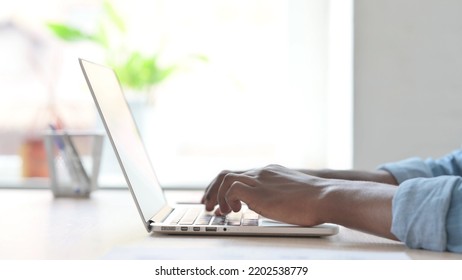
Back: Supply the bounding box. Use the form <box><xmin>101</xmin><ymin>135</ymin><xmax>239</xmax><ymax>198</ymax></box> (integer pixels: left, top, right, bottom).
<box><xmin>80</xmin><ymin>59</ymin><xmax>166</xmax><ymax>224</ymax></box>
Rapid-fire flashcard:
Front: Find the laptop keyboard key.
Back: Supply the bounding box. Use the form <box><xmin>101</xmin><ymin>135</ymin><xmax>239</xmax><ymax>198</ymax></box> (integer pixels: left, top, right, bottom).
<box><xmin>169</xmin><ymin>208</ymin><xmax>187</xmax><ymax>225</ymax></box>
<box><xmin>226</xmin><ymin>211</ymin><xmax>243</xmax><ymax>226</ymax></box>
<box><xmin>243</xmin><ymin>210</ymin><xmax>258</xmax><ymax>218</ymax></box>
<box><xmin>195</xmin><ymin>213</ymin><xmax>213</xmax><ymax>225</ymax></box>
<box><xmin>179</xmin><ymin>208</ymin><xmax>201</xmax><ymax>225</ymax></box>
<box><xmin>211</xmin><ymin>216</ymin><xmax>226</xmax><ymax>225</ymax></box>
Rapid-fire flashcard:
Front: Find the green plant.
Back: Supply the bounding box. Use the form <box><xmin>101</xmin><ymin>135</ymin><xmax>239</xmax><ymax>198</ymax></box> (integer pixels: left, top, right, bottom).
<box><xmin>47</xmin><ymin>1</ymin><xmax>192</xmax><ymax>92</ymax></box>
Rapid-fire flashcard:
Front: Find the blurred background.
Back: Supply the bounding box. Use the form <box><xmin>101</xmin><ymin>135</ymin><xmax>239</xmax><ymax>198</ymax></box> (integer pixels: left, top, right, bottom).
<box><xmin>1</xmin><ymin>0</ymin><xmax>461</xmax><ymax>190</ymax></box>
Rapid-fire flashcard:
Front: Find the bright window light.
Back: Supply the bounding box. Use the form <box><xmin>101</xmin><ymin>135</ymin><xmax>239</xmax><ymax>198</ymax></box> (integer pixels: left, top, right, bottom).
<box><xmin>0</xmin><ymin>0</ymin><xmax>353</xmax><ymax>188</ymax></box>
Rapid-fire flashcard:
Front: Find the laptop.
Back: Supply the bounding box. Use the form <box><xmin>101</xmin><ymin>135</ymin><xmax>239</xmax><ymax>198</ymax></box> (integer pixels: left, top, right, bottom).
<box><xmin>79</xmin><ymin>58</ymin><xmax>339</xmax><ymax>237</ymax></box>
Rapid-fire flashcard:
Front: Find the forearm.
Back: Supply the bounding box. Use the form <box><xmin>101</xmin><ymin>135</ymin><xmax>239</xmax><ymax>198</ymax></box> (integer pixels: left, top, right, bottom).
<box><xmin>320</xmin><ymin>179</ymin><xmax>398</xmax><ymax>240</ymax></box>
<box><xmin>300</xmin><ymin>169</ymin><xmax>398</xmax><ymax>185</ymax></box>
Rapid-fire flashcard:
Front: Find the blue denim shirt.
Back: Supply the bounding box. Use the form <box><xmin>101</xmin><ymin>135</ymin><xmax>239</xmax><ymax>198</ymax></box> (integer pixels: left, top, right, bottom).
<box><xmin>379</xmin><ymin>149</ymin><xmax>462</xmax><ymax>253</ymax></box>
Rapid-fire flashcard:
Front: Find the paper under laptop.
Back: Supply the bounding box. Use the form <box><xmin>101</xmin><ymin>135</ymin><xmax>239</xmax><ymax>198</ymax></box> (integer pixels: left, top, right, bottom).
<box><xmin>79</xmin><ymin>58</ymin><xmax>339</xmax><ymax>237</ymax></box>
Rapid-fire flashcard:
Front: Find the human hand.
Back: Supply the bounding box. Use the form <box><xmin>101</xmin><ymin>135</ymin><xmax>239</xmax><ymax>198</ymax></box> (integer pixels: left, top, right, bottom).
<box><xmin>201</xmin><ymin>164</ymin><xmax>330</xmax><ymax>226</ymax></box>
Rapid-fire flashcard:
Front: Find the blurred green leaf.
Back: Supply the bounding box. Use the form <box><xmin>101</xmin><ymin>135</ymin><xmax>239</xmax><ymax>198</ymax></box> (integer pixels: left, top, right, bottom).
<box><xmin>103</xmin><ymin>0</ymin><xmax>126</xmax><ymax>33</ymax></box>
<box><xmin>112</xmin><ymin>52</ymin><xmax>178</xmax><ymax>91</ymax></box>
<box><xmin>46</xmin><ymin>23</ymin><xmax>94</xmax><ymax>42</ymax></box>
<box><xmin>46</xmin><ymin>2</ymin><xmax>205</xmax><ymax>92</ymax></box>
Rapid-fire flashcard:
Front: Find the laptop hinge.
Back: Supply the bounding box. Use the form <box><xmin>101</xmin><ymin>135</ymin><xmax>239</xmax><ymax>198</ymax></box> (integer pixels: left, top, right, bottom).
<box><xmin>149</xmin><ymin>205</ymin><xmax>174</xmax><ymax>225</ymax></box>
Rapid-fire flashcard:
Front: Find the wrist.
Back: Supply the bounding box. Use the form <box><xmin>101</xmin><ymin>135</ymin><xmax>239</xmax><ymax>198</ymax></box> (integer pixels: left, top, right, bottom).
<box><xmin>318</xmin><ymin>180</ymin><xmax>350</xmax><ymax>225</ymax></box>
<box><xmin>320</xmin><ymin>180</ymin><xmax>397</xmax><ymax>239</ymax></box>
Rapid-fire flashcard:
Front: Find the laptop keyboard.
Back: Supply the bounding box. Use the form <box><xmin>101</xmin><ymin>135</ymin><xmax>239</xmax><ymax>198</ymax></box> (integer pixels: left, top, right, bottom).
<box><xmin>168</xmin><ymin>207</ymin><xmax>260</xmax><ymax>226</ymax></box>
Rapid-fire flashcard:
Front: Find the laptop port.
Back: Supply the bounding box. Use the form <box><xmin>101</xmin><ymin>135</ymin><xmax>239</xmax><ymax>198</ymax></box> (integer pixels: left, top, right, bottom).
<box><xmin>205</xmin><ymin>227</ymin><xmax>217</xmax><ymax>232</ymax></box>
<box><xmin>180</xmin><ymin>227</ymin><xmax>188</xmax><ymax>231</ymax></box>
<box><xmin>193</xmin><ymin>227</ymin><xmax>200</xmax><ymax>232</ymax></box>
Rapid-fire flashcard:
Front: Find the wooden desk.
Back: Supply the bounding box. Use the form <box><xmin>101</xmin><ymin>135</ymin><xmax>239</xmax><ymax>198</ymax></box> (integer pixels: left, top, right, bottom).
<box><xmin>0</xmin><ymin>189</ymin><xmax>460</xmax><ymax>260</ymax></box>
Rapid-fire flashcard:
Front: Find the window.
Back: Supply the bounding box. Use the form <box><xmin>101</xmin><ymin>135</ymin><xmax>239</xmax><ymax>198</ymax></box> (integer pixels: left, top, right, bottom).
<box><xmin>0</xmin><ymin>0</ymin><xmax>352</xmax><ymax>188</ymax></box>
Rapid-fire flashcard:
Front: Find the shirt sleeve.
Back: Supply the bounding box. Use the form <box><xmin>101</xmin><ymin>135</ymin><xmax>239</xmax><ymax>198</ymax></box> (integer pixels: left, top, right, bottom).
<box><xmin>391</xmin><ymin>176</ymin><xmax>462</xmax><ymax>252</ymax></box>
<box><xmin>378</xmin><ymin>149</ymin><xmax>462</xmax><ymax>253</ymax></box>
<box><xmin>378</xmin><ymin>149</ymin><xmax>462</xmax><ymax>183</ymax></box>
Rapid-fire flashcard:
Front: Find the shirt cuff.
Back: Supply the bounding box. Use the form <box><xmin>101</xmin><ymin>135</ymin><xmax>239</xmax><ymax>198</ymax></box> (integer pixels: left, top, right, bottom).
<box><xmin>378</xmin><ymin>157</ymin><xmax>433</xmax><ymax>184</ymax></box>
<box><xmin>447</xmin><ymin>182</ymin><xmax>462</xmax><ymax>253</ymax></box>
<box><xmin>391</xmin><ymin>176</ymin><xmax>458</xmax><ymax>252</ymax></box>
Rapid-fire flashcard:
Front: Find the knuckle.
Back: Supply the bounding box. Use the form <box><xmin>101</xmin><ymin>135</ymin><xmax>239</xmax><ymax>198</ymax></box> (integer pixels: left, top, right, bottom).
<box><xmin>265</xmin><ymin>164</ymin><xmax>282</xmax><ymax>169</ymax></box>
<box><xmin>222</xmin><ymin>173</ymin><xmax>237</xmax><ymax>184</ymax></box>
<box><xmin>258</xmin><ymin>166</ymin><xmax>275</xmax><ymax>176</ymax></box>
<box><xmin>256</xmin><ymin>164</ymin><xmax>284</xmax><ymax>177</ymax></box>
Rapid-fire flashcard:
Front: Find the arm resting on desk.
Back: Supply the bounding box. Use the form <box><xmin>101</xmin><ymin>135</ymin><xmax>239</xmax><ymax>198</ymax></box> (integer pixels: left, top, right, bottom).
<box><xmin>202</xmin><ymin>163</ymin><xmax>462</xmax><ymax>253</ymax></box>
<box><xmin>202</xmin><ymin>165</ymin><xmax>398</xmax><ymax>240</ymax></box>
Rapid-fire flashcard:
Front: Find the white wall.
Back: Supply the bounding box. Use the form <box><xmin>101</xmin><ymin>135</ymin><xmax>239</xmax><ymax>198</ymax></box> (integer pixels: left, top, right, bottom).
<box><xmin>354</xmin><ymin>0</ymin><xmax>462</xmax><ymax>169</ymax></box>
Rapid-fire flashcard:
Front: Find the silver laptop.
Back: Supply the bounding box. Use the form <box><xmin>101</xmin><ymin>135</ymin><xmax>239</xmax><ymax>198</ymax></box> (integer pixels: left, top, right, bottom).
<box><xmin>79</xmin><ymin>58</ymin><xmax>339</xmax><ymax>237</ymax></box>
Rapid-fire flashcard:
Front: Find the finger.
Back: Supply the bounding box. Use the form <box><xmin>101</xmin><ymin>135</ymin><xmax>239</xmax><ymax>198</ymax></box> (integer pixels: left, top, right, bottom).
<box><xmin>203</xmin><ymin>170</ymin><xmax>246</xmax><ymax>210</ymax></box>
<box><xmin>225</xmin><ymin>181</ymin><xmax>255</xmax><ymax>212</ymax></box>
<box><xmin>201</xmin><ymin>170</ymin><xmax>231</xmax><ymax>210</ymax></box>
<box><xmin>214</xmin><ymin>207</ymin><xmax>224</xmax><ymax>216</ymax></box>
<box><xmin>217</xmin><ymin>173</ymin><xmax>255</xmax><ymax>215</ymax></box>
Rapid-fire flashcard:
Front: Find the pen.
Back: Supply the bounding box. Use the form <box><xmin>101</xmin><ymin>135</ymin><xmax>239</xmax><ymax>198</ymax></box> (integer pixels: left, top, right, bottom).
<box><xmin>48</xmin><ymin>124</ymin><xmax>90</xmax><ymax>194</ymax></box>
<box><xmin>48</xmin><ymin>124</ymin><xmax>65</xmax><ymax>151</ymax></box>
<box><xmin>62</xmin><ymin>132</ymin><xmax>91</xmax><ymax>193</ymax></box>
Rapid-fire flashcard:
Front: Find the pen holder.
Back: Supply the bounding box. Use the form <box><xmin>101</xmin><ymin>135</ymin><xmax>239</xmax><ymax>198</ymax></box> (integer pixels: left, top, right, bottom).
<box><xmin>44</xmin><ymin>131</ymin><xmax>104</xmax><ymax>198</ymax></box>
